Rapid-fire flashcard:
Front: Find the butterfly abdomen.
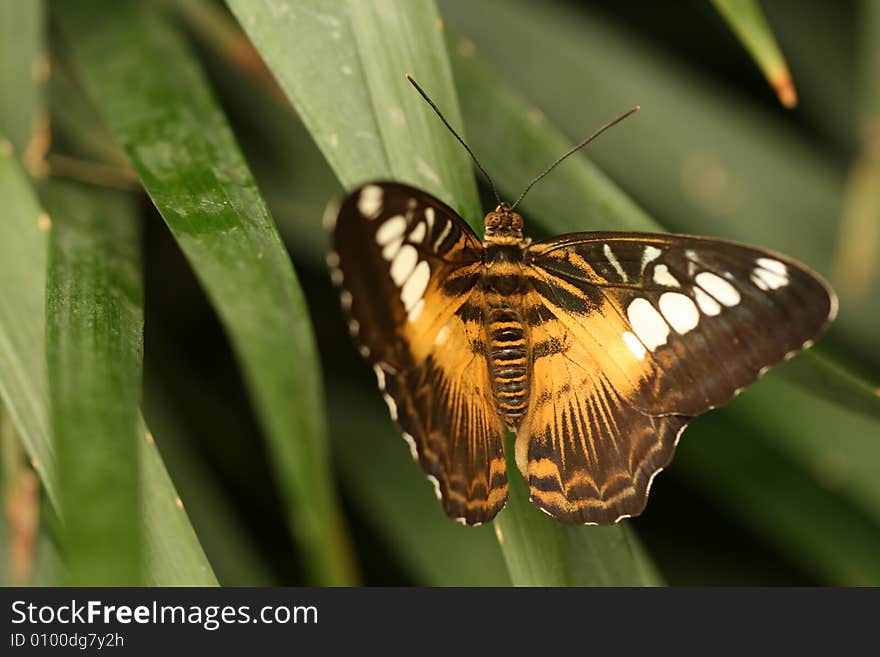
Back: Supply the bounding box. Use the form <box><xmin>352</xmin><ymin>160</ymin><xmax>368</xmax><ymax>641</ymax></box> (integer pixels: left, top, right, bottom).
<box><xmin>487</xmin><ymin>307</ymin><xmax>530</xmax><ymax>427</ymax></box>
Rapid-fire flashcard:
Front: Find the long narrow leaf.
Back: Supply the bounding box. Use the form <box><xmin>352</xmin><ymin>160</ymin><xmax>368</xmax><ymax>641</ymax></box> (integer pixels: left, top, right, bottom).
<box><xmin>45</xmin><ymin>179</ymin><xmax>143</xmax><ymax>585</ymax></box>
<box><xmin>0</xmin><ymin>0</ymin><xmax>45</xmax><ymax>164</ymax></box>
<box><xmin>0</xmin><ymin>142</ymin><xmax>217</xmax><ymax>585</ymax></box>
<box><xmin>711</xmin><ymin>0</ymin><xmax>798</xmax><ymax>107</ymax></box>
<box><xmin>0</xmin><ymin>143</ymin><xmax>55</xmax><ymax>507</ymax></box>
<box><xmin>55</xmin><ymin>0</ymin><xmax>355</xmax><ymax>585</ymax></box>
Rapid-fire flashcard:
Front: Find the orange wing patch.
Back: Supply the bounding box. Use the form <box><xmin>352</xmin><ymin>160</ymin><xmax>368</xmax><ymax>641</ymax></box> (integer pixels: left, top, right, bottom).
<box><xmin>380</xmin><ymin>287</ymin><xmax>508</xmax><ymax>525</ymax></box>
<box><xmin>516</xmin><ymin>276</ymin><xmax>688</xmax><ymax>525</ymax></box>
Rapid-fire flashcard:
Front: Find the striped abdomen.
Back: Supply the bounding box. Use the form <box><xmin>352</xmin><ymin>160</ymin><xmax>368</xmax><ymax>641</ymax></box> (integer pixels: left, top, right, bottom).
<box><xmin>487</xmin><ymin>307</ymin><xmax>529</xmax><ymax>427</ymax></box>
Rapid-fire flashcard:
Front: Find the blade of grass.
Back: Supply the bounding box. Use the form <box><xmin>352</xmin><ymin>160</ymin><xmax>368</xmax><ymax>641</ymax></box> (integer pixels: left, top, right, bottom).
<box><xmin>55</xmin><ymin>0</ymin><xmax>356</xmax><ymax>585</ymax></box>
<box><xmin>143</xmin><ymin>379</ymin><xmax>277</xmax><ymax>586</ymax></box>
<box><xmin>0</xmin><ymin>140</ymin><xmax>217</xmax><ymax>585</ymax></box>
<box><xmin>774</xmin><ymin>349</ymin><xmax>880</xmax><ymax>422</ymax></box>
<box><xmin>44</xmin><ymin>179</ymin><xmax>143</xmax><ymax>585</ymax></box>
<box><xmin>226</xmin><ymin>0</ymin><xmax>481</xmax><ymax>224</ymax></box>
<box><xmin>0</xmin><ymin>142</ymin><xmax>56</xmax><ymax>508</ymax></box>
<box><xmin>0</xmin><ymin>0</ymin><xmax>46</xmax><ymax>172</ymax></box>
<box><xmin>711</xmin><ymin>0</ymin><xmax>798</xmax><ymax>107</ymax></box>
<box><xmin>137</xmin><ymin>415</ymin><xmax>217</xmax><ymax>586</ymax></box>
<box><xmin>677</xmin><ymin>409</ymin><xmax>880</xmax><ymax>585</ymax></box>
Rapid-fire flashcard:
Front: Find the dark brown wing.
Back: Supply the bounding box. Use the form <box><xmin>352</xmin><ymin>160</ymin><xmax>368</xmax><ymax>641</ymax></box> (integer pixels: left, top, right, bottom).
<box><xmin>517</xmin><ymin>232</ymin><xmax>836</xmax><ymax>524</ymax></box>
<box><xmin>329</xmin><ymin>182</ymin><xmax>507</xmax><ymax>525</ymax></box>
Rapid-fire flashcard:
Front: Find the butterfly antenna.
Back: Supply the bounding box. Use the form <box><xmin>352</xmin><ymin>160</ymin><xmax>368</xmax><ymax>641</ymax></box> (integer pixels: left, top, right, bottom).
<box><xmin>406</xmin><ymin>74</ymin><xmax>503</xmax><ymax>207</ymax></box>
<box><xmin>509</xmin><ymin>105</ymin><xmax>640</xmax><ymax>211</ymax></box>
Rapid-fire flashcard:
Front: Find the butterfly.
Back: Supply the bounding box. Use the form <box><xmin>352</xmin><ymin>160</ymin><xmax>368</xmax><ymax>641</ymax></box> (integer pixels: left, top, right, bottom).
<box><xmin>325</xmin><ymin>78</ymin><xmax>837</xmax><ymax>527</ymax></box>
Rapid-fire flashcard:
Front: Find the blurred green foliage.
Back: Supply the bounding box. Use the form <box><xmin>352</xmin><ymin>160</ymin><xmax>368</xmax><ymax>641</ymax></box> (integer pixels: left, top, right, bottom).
<box><xmin>0</xmin><ymin>0</ymin><xmax>877</xmax><ymax>586</ymax></box>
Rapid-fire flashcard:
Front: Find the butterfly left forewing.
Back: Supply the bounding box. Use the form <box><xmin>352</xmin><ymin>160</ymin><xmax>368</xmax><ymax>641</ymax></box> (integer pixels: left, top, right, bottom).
<box><xmin>518</xmin><ymin>232</ymin><xmax>836</xmax><ymax>524</ymax></box>
<box><xmin>330</xmin><ymin>182</ymin><xmax>507</xmax><ymax>525</ymax></box>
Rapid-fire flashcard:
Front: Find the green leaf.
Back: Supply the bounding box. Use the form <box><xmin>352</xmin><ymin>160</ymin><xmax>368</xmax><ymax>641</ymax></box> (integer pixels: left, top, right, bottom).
<box><xmin>0</xmin><ymin>142</ymin><xmax>55</xmax><ymax>508</ymax></box>
<box><xmin>55</xmin><ymin>0</ymin><xmax>355</xmax><ymax>585</ymax></box>
<box><xmin>143</xmin><ymin>380</ymin><xmax>276</xmax><ymax>586</ymax></box>
<box><xmin>677</xmin><ymin>409</ymin><xmax>880</xmax><ymax>585</ymax></box>
<box><xmin>226</xmin><ymin>0</ymin><xmax>481</xmax><ymax>225</ymax></box>
<box><xmin>774</xmin><ymin>349</ymin><xmax>880</xmax><ymax>422</ymax></box>
<box><xmin>137</xmin><ymin>416</ymin><xmax>218</xmax><ymax>586</ymax></box>
<box><xmin>0</xmin><ymin>143</ymin><xmax>217</xmax><ymax>585</ymax></box>
<box><xmin>45</xmin><ymin>179</ymin><xmax>144</xmax><ymax>585</ymax></box>
<box><xmin>711</xmin><ymin>0</ymin><xmax>798</xmax><ymax>108</ymax></box>
<box><xmin>495</xmin><ymin>442</ymin><xmax>566</xmax><ymax>587</ymax></box>
<box><xmin>0</xmin><ymin>0</ymin><xmax>45</xmax><ymax>164</ymax></box>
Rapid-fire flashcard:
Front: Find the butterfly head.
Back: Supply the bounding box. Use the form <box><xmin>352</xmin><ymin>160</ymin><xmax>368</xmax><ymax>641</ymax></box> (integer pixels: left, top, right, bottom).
<box><xmin>484</xmin><ymin>203</ymin><xmax>524</xmax><ymax>245</ymax></box>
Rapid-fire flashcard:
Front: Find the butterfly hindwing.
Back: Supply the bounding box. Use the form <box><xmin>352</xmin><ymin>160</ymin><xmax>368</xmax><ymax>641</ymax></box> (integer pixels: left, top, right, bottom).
<box><xmin>515</xmin><ymin>302</ymin><xmax>689</xmax><ymax>524</ymax></box>
<box><xmin>517</xmin><ymin>232</ymin><xmax>835</xmax><ymax>523</ymax></box>
<box><xmin>330</xmin><ymin>182</ymin><xmax>508</xmax><ymax>525</ymax></box>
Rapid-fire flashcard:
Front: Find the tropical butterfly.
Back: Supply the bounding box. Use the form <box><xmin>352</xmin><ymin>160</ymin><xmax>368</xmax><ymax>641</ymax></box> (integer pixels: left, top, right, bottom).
<box><xmin>326</xmin><ymin>76</ymin><xmax>837</xmax><ymax>526</ymax></box>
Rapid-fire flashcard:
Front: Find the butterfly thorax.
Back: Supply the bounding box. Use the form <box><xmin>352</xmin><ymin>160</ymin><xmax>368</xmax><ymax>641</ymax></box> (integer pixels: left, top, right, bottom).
<box><xmin>482</xmin><ymin>206</ymin><xmax>531</xmax><ymax>428</ymax></box>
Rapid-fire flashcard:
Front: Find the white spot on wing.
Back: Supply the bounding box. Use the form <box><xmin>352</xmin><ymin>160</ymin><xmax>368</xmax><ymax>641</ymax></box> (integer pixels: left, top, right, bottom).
<box><xmin>427</xmin><ymin>475</ymin><xmax>442</xmax><ymax>500</ymax></box>
<box><xmin>652</xmin><ymin>264</ymin><xmax>680</xmax><ymax>287</ymax></box>
<box><xmin>659</xmin><ymin>292</ymin><xmax>700</xmax><ymax>334</ymax></box>
<box><xmin>340</xmin><ymin>290</ymin><xmax>352</xmax><ymax>309</ymax></box>
<box><xmin>424</xmin><ymin>206</ymin><xmax>435</xmax><ymax>229</ymax></box>
<box><xmin>751</xmin><ymin>273</ymin><xmax>769</xmax><ymax>290</ymax></box>
<box><xmin>401</xmin><ymin>261</ymin><xmax>430</xmax><ymax>310</ymax></box>
<box><xmin>390</xmin><ymin>245</ymin><xmax>418</xmax><ymax>285</ymax></box>
<box><xmin>325</xmin><ymin>251</ymin><xmax>340</xmax><ymax>268</ymax></box>
<box><xmin>693</xmin><ymin>286</ymin><xmax>721</xmax><ymax>316</ymax></box>
<box><xmin>433</xmin><ymin>219</ymin><xmax>452</xmax><ymax>250</ymax></box>
<box><xmin>695</xmin><ymin>271</ymin><xmax>740</xmax><ymax>306</ymax></box>
<box><xmin>357</xmin><ymin>184</ymin><xmax>383</xmax><ymax>219</ymax></box>
<box><xmin>402</xmin><ymin>432</ymin><xmax>418</xmax><ymax>461</ymax></box>
<box><xmin>603</xmin><ymin>243</ymin><xmax>628</xmax><ymax>281</ymax></box>
<box><xmin>373</xmin><ymin>364</ymin><xmax>386</xmax><ymax>389</ymax></box>
<box><xmin>627</xmin><ymin>298</ymin><xmax>670</xmax><ymax>350</ymax></box>
<box><xmin>383</xmin><ymin>393</ymin><xmax>398</xmax><ymax>420</ymax></box>
<box><xmin>434</xmin><ymin>325</ymin><xmax>450</xmax><ymax>346</ymax></box>
<box><xmin>640</xmin><ymin>245</ymin><xmax>662</xmax><ymax>273</ymax></box>
<box><xmin>409</xmin><ymin>222</ymin><xmax>427</xmax><ymax>243</ymax></box>
<box><xmin>622</xmin><ymin>331</ymin><xmax>646</xmax><ymax>360</ymax></box>
<box><xmin>382</xmin><ymin>236</ymin><xmax>403</xmax><ymax>261</ymax></box>
<box><xmin>752</xmin><ymin>258</ymin><xmax>789</xmax><ymax>290</ymax></box>
<box><xmin>375</xmin><ymin>215</ymin><xmax>406</xmax><ymax>245</ymax></box>
<box><xmin>756</xmin><ymin>257</ymin><xmax>787</xmax><ymax>275</ymax></box>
